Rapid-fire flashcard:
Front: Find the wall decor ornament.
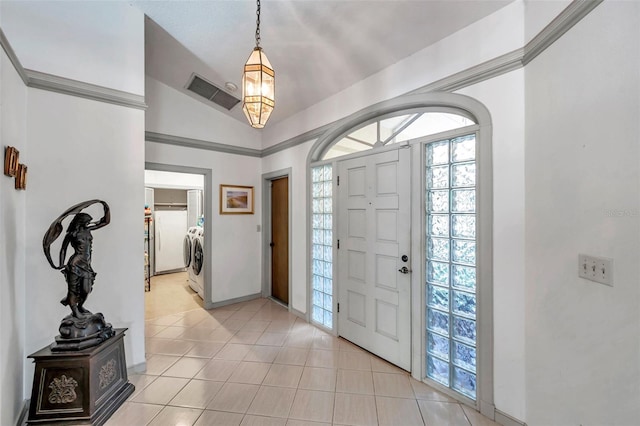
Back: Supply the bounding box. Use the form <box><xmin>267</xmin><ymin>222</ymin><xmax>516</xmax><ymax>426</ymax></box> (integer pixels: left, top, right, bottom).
<box><xmin>15</xmin><ymin>163</ymin><xmax>27</xmax><ymax>190</ymax></box>
<box><xmin>4</xmin><ymin>146</ymin><xmax>19</xmax><ymax>176</ymax></box>
<box><xmin>220</xmin><ymin>184</ymin><xmax>254</xmax><ymax>214</ymax></box>
<box><xmin>4</xmin><ymin>146</ymin><xmax>28</xmax><ymax>190</ymax></box>
<box><xmin>42</xmin><ymin>199</ymin><xmax>115</xmax><ymax>351</ymax></box>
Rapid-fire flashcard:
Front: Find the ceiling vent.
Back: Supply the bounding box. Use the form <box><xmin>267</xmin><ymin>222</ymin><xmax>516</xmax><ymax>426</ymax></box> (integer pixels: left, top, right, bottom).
<box><xmin>186</xmin><ymin>74</ymin><xmax>240</xmax><ymax>110</ymax></box>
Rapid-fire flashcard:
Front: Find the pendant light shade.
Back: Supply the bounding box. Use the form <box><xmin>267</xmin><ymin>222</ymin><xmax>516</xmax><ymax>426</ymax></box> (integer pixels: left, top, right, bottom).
<box><xmin>242</xmin><ymin>47</ymin><xmax>275</xmax><ymax>129</ymax></box>
<box><xmin>242</xmin><ymin>0</ymin><xmax>275</xmax><ymax>129</ymax></box>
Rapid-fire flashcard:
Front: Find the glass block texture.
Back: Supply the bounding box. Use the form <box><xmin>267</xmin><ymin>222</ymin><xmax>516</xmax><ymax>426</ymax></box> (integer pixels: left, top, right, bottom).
<box><xmin>312</xmin><ymin>165</ymin><xmax>334</xmax><ymax>330</ymax></box>
<box><xmin>425</xmin><ymin>135</ymin><xmax>477</xmax><ymax>400</ymax></box>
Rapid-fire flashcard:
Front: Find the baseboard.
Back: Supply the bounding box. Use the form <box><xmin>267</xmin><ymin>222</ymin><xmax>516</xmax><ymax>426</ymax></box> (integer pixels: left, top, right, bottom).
<box><xmin>268</xmin><ymin>296</ymin><xmax>288</xmax><ymax>309</ymax></box>
<box><xmin>290</xmin><ymin>306</ymin><xmax>307</xmax><ymax>321</ymax></box>
<box><xmin>209</xmin><ymin>293</ymin><xmax>262</xmax><ymax>309</ymax></box>
<box><xmin>480</xmin><ymin>400</ymin><xmax>496</xmax><ymax>420</ymax></box>
<box><xmin>16</xmin><ymin>400</ymin><xmax>28</xmax><ymax>426</ymax></box>
<box><xmin>153</xmin><ymin>268</ymin><xmax>186</xmax><ymax>276</ymax></box>
<box><xmin>495</xmin><ymin>409</ymin><xmax>527</xmax><ymax>426</ymax></box>
<box><xmin>128</xmin><ymin>361</ymin><xmax>147</xmax><ymax>375</ymax></box>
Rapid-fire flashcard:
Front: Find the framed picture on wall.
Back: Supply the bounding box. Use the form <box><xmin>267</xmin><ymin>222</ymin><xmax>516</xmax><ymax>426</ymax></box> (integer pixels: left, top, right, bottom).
<box><xmin>220</xmin><ymin>184</ymin><xmax>254</xmax><ymax>214</ymax></box>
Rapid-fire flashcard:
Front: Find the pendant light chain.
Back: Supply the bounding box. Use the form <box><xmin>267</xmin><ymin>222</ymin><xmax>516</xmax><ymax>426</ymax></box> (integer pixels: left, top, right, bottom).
<box><xmin>255</xmin><ymin>0</ymin><xmax>261</xmax><ymax>48</ymax></box>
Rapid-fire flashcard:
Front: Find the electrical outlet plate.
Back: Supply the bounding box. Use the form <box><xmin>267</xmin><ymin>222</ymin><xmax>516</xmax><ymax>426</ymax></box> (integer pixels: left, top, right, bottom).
<box><xmin>578</xmin><ymin>254</ymin><xmax>613</xmax><ymax>286</ymax></box>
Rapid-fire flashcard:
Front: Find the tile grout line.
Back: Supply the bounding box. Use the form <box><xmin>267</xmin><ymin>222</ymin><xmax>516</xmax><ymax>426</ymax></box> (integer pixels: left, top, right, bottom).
<box><xmin>132</xmin><ymin>290</ymin><xmax>492</xmax><ymax>426</ymax></box>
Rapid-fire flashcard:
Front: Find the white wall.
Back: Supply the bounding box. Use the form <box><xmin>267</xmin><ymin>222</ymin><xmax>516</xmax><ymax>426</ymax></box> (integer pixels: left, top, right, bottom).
<box><xmin>524</xmin><ymin>0</ymin><xmax>571</xmax><ymax>44</ymax></box>
<box><xmin>146</xmin><ymin>77</ymin><xmax>261</xmax><ymax>150</ymax></box>
<box><xmin>261</xmin><ymin>140</ymin><xmax>316</xmax><ymax>314</ymax></box>
<box><xmin>457</xmin><ymin>69</ymin><xmax>526</xmax><ymax>421</ymax></box>
<box><xmin>146</xmin><ymin>142</ymin><xmax>262</xmax><ymax>303</ymax></box>
<box><xmin>24</xmin><ymin>89</ymin><xmax>146</xmax><ymax>385</ymax></box>
<box><xmin>0</xmin><ymin>47</ymin><xmax>28</xmax><ymax>426</ymax></box>
<box><xmin>1</xmin><ymin>0</ymin><xmax>147</xmax><ymax>411</ymax></box>
<box><xmin>524</xmin><ymin>2</ymin><xmax>640</xmax><ymax>424</ymax></box>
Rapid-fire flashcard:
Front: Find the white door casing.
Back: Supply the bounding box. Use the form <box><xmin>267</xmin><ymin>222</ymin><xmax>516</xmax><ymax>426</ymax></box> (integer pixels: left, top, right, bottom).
<box><xmin>337</xmin><ymin>148</ymin><xmax>411</xmax><ymax>370</ymax></box>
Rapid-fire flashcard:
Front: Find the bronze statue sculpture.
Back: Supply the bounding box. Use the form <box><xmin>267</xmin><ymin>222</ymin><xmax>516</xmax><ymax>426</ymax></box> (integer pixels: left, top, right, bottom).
<box><xmin>43</xmin><ymin>199</ymin><xmax>115</xmax><ymax>351</ymax></box>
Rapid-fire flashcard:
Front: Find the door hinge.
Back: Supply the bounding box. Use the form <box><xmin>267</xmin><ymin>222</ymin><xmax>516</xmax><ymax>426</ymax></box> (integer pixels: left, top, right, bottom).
<box><xmin>337</xmin><ymin>239</ymin><xmax>340</xmax><ymax>249</ymax></box>
<box><xmin>337</xmin><ymin>303</ymin><xmax>340</xmax><ymax>313</ymax></box>
<box><xmin>337</xmin><ymin>176</ymin><xmax>340</xmax><ymax>186</ymax></box>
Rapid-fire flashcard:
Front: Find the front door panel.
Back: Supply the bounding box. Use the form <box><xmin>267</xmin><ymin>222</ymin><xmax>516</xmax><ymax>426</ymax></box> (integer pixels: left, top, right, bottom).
<box><xmin>338</xmin><ymin>148</ymin><xmax>411</xmax><ymax>370</ymax></box>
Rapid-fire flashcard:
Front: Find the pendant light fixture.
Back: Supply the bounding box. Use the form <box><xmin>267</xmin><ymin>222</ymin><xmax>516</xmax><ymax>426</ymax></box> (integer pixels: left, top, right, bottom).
<box><xmin>242</xmin><ymin>0</ymin><xmax>275</xmax><ymax>129</ymax></box>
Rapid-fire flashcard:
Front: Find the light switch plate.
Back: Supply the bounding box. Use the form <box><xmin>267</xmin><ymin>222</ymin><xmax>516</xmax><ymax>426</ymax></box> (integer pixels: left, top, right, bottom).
<box><xmin>578</xmin><ymin>254</ymin><xmax>613</xmax><ymax>286</ymax></box>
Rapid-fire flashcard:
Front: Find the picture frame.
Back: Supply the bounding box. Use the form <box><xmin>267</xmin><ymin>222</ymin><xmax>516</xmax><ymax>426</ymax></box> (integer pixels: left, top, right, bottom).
<box><xmin>220</xmin><ymin>184</ymin><xmax>254</xmax><ymax>214</ymax></box>
<box><xmin>4</xmin><ymin>146</ymin><xmax>19</xmax><ymax>177</ymax></box>
<box><xmin>15</xmin><ymin>164</ymin><xmax>27</xmax><ymax>190</ymax></box>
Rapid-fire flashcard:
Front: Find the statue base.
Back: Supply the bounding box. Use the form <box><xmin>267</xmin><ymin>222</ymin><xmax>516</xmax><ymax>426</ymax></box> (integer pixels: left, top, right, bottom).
<box><xmin>27</xmin><ymin>329</ymin><xmax>134</xmax><ymax>425</ymax></box>
<box><xmin>52</xmin><ymin>312</ymin><xmax>115</xmax><ymax>352</ymax></box>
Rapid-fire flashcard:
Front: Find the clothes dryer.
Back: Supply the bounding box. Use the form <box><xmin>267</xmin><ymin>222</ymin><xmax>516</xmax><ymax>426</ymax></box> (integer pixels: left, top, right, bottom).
<box><xmin>184</xmin><ymin>226</ymin><xmax>199</xmax><ymax>291</ymax></box>
<box><xmin>191</xmin><ymin>227</ymin><xmax>205</xmax><ymax>299</ymax></box>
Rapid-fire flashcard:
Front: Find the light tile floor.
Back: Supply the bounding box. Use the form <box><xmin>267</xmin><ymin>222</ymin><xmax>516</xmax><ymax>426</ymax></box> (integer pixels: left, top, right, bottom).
<box><xmin>145</xmin><ymin>272</ymin><xmax>203</xmax><ymax>320</ymax></box>
<box><xmin>108</xmin><ymin>298</ymin><xmax>500</xmax><ymax>426</ymax></box>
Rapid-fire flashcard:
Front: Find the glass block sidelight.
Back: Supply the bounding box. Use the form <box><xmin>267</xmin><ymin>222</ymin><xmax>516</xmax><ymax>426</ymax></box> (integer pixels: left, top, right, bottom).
<box><xmin>425</xmin><ymin>135</ymin><xmax>477</xmax><ymax>401</ymax></box>
<box><xmin>311</xmin><ymin>165</ymin><xmax>334</xmax><ymax>330</ymax></box>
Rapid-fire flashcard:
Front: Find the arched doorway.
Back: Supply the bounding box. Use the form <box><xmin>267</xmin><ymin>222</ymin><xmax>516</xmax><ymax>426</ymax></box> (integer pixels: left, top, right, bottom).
<box><xmin>306</xmin><ymin>92</ymin><xmax>494</xmax><ymax>413</ymax></box>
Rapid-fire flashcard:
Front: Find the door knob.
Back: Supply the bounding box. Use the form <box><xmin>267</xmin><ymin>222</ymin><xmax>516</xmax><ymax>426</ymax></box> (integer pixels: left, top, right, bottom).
<box><xmin>398</xmin><ymin>266</ymin><xmax>411</xmax><ymax>274</ymax></box>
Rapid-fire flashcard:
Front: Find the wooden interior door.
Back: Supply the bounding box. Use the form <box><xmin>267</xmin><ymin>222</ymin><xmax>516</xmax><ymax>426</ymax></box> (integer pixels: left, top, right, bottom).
<box><xmin>271</xmin><ymin>177</ymin><xmax>289</xmax><ymax>304</ymax></box>
<box><xmin>337</xmin><ymin>148</ymin><xmax>411</xmax><ymax>370</ymax></box>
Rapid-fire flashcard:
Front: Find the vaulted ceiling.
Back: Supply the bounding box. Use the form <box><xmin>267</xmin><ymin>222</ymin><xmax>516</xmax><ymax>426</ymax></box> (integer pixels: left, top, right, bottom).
<box><xmin>133</xmin><ymin>1</ymin><xmax>514</xmax><ymax>128</ymax></box>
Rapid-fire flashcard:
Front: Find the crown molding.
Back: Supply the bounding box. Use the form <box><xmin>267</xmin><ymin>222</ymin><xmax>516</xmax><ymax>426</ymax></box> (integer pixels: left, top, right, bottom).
<box><xmin>25</xmin><ymin>69</ymin><xmax>147</xmax><ymax>110</ymax></box>
<box><xmin>264</xmin><ymin>0</ymin><xmax>602</xmax><ymax>156</ymax></box>
<box><xmin>145</xmin><ymin>131</ymin><xmax>262</xmax><ymax>158</ymax></box>
<box><xmin>523</xmin><ymin>0</ymin><xmax>604</xmax><ymax>65</ymax></box>
<box><xmin>0</xmin><ymin>28</ymin><xmax>29</xmax><ymax>85</ymax></box>
<box><xmin>2</xmin><ymin>0</ymin><xmax>602</xmax><ymax>152</ymax></box>
<box><xmin>0</xmin><ymin>27</ymin><xmax>146</xmax><ymax>110</ymax></box>
<box><xmin>146</xmin><ymin>128</ymin><xmax>322</xmax><ymax>159</ymax></box>
<box><xmin>415</xmin><ymin>48</ymin><xmax>525</xmax><ymax>95</ymax></box>
<box><xmin>261</xmin><ymin>127</ymin><xmax>325</xmax><ymax>158</ymax></box>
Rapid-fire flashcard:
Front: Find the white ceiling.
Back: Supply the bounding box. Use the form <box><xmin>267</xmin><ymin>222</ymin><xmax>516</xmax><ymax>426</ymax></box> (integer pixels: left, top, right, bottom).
<box><xmin>133</xmin><ymin>0</ymin><xmax>514</xmax><ymax>128</ymax></box>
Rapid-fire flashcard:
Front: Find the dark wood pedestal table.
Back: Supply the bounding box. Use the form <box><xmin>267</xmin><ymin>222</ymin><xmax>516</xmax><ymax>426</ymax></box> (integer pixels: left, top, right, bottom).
<box><xmin>27</xmin><ymin>329</ymin><xmax>134</xmax><ymax>425</ymax></box>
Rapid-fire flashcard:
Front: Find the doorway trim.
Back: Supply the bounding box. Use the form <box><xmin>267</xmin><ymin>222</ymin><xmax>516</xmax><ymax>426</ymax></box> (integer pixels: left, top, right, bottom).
<box><xmin>261</xmin><ymin>168</ymin><xmax>294</xmax><ymax>312</ymax></box>
<box><xmin>305</xmin><ymin>91</ymin><xmax>494</xmax><ymax>418</ymax></box>
<box><xmin>145</xmin><ymin>162</ymin><xmax>214</xmax><ymax>310</ymax></box>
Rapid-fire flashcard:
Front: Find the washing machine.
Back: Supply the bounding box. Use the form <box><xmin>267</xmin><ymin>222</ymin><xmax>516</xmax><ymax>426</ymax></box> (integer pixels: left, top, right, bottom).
<box><xmin>191</xmin><ymin>227</ymin><xmax>205</xmax><ymax>299</ymax></box>
<box><xmin>184</xmin><ymin>226</ymin><xmax>199</xmax><ymax>290</ymax></box>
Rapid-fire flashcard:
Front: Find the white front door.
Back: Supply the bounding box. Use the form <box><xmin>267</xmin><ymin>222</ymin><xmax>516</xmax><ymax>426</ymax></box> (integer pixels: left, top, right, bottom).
<box><xmin>337</xmin><ymin>148</ymin><xmax>411</xmax><ymax>370</ymax></box>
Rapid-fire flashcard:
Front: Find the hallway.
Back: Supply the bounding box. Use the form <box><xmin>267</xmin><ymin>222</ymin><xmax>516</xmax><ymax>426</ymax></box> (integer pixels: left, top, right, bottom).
<box><xmin>107</xmin><ymin>297</ymin><xmax>498</xmax><ymax>425</ymax></box>
<box><xmin>145</xmin><ymin>272</ymin><xmax>203</xmax><ymax>320</ymax></box>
